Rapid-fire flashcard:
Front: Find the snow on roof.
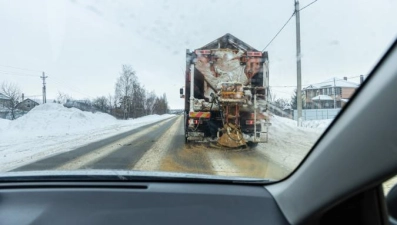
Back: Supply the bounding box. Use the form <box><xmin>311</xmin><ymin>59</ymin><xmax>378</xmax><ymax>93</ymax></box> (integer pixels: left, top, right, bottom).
<box><xmin>197</xmin><ymin>33</ymin><xmax>259</xmax><ymax>52</ymax></box>
<box><xmin>341</xmin><ymin>98</ymin><xmax>349</xmax><ymax>102</ymax></box>
<box><xmin>304</xmin><ymin>77</ymin><xmax>359</xmax><ymax>90</ymax></box>
<box><xmin>312</xmin><ymin>95</ymin><xmax>333</xmax><ymax>100</ymax></box>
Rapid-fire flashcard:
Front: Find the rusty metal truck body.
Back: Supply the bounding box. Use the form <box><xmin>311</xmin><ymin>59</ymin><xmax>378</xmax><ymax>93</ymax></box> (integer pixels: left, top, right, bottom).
<box><xmin>181</xmin><ymin>33</ymin><xmax>270</xmax><ymax>148</ymax></box>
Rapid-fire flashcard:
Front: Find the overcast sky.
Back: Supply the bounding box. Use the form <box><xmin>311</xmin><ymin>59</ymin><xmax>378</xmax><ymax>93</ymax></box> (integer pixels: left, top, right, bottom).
<box><xmin>0</xmin><ymin>0</ymin><xmax>396</xmax><ymax>108</ymax></box>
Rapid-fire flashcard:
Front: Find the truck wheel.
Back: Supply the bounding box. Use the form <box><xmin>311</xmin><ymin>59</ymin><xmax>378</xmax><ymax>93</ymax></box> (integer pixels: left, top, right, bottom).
<box><xmin>247</xmin><ymin>142</ymin><xmax>258</xmax><ymax>148</ymax></box>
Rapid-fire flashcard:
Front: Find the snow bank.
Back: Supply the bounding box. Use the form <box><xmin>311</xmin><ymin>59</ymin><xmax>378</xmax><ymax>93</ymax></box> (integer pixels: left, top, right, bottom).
<box><xmin>0</xmin><ymin>103</ymin><xmax>175</xmax><ymax>171</ymax></box>
<box><xmin>2</xmin><ymin>103</ymin><xmax>117</xmax><ymax>137</ymax></box>
<box><xmin>257</xmin><ymin>115</ymin><xmax>330</xmax><ymax>172</ymax></box>
<box><xmin>0</xmin><ymin>104</ymin><xmax>175</xmax><ymax>139</ymax></box>
<box><xmin>302</xmin><ymin>119</ymin><xmax>332</xmax><ymax>129</ymax></box>
<box><xmin>0</xmin><ymin>118</ymin><xmax>10</xmax><ymax>133</ymax></box>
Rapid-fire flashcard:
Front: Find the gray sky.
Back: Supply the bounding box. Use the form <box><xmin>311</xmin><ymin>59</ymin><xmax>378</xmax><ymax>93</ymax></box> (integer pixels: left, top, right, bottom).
<box><xmin>0</xmin><ymin>0</ymin><xmax>396</xmax><ymax>108</ymax></box>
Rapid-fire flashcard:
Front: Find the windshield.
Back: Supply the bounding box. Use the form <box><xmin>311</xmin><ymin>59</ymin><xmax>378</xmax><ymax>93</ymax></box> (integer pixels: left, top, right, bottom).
<box><xmin>0</xmin><ymin>0</ymin><xmax>396</xmax><ymax>182</ymax></box>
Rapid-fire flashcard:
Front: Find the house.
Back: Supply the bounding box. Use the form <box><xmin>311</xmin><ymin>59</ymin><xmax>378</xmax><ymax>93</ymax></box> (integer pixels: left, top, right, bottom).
<box><xmin>16</xmin><ymin>98</ymin><xmax>39</xmax><ymax>111</ymax></box>
<box><xmin>303</xmin><ymin>77</ymin><xmax>359</xmax><ymax>109</ymax></box>
<box><xmin>0</xmin><ymin>93</ymin><xmax>11</xmax><ymax>119</ymax></box>
<box><xmin>0</xmin><ymin>93</ymin><xmax>11</xmax><ymax>109</ymax></box>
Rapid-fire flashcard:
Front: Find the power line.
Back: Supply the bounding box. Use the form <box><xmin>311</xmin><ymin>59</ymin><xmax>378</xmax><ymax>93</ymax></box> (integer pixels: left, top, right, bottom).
<box><xmin>0</xmin><ymin>70</ymin><xmax>40</xmax><ymax>77</ymax></box>
<box><xmin>261</xmin><ymin>0</ymin><xmax>318</xmax><ymax>52</ymax></box>
<box><xmin>299</xmin><ymin>0</ymin><xmax>318</xmax><ymax>11</ymax></box>
<box><xmin>270</xmin><ymin>75</ymin><xmax>363</xmax><ymax>88</ymax></box>
<box><xmin>24</xmin><ymin>95</ymin><xmax>43</xmax><ymax>98</ymax></box>
<box><xmin>0</xmin><ymin>64</ymin><xmax>42</xmax><ymax>73</ymax></box>
<box><xmin>271</xmin><ymin>89</ymin><xmax>295</xmax><ymax>95</ymax></box>
<box><xmin>262</xmin><ymin>11</ymin><xmax>296</xmax><ymax>52</ymax></box>
<box><xmin>51</xmin><ymin>79</ymin><xmax>93</xmax><ymax>98</ymax></box>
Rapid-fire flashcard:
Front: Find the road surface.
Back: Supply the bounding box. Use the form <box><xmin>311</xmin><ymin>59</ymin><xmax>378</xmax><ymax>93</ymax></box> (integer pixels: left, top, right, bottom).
<box><xmin>14</xmin><ymin>116</ymin><xmax>290</xmax><ymax>180</ymax></box>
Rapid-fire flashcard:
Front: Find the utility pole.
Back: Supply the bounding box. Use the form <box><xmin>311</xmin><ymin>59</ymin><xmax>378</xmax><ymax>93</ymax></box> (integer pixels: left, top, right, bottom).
<box><xmin>40</xmin><ymin>72</ymin><xmax>48</xmax><ymax>104</ymax></box>
<box><xmin>295</xmin><ymin>0</ymin><xmax>302</xmax><ymax>126</ymax></box>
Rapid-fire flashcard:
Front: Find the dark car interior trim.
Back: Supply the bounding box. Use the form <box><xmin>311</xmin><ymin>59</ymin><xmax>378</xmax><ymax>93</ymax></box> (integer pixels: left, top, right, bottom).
<box><xmin>267</xmin><ymin>40</ymin><xmax>397</xmax><ymax>224</ymax></box>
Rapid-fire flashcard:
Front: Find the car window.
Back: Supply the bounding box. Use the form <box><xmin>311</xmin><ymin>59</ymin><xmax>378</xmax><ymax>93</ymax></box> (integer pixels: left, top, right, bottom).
<box><xmin>0</xmin><ymin>0</ymin><xmax>396</xmax><ymax>182</ymax></box>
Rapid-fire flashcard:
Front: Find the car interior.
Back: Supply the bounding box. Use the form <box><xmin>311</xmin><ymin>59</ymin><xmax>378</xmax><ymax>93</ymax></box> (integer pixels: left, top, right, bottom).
<box><xmin>0</xmin><ymin>39</ymin><xmax>396</xmax><ymax>224</ymax></box>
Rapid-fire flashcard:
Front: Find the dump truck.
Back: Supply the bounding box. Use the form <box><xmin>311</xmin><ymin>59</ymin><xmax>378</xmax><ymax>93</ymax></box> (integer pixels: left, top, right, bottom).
<box><xmin>180</xmin><ymin>33</ymin><xmax>270</xmax><ymax>148</ymax></box>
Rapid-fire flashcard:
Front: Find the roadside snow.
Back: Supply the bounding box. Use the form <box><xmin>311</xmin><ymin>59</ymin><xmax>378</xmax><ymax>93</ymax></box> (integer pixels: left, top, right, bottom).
<box><xmin>302</xmin><ymin>119</ymin><xmax>333</xmax><ymax>129</ymax></box>
<box><xmin>0</xmin><ymin>103</ymin><xmax>175</xmax><ymax>171</ymax></box>
<box><xmin>258</xmin><ymin>115</ymin><xmax>328</xmax><ymax>172</ymax></box>
<box><xmin>2</xmin><ymin>104</ymin><xmax>117</xmax><ymax>138</ymax></box>
<box><xmin>0</xmin><ymin>118</ymin><xmax>10</xmax><ymax>133</ymax></box>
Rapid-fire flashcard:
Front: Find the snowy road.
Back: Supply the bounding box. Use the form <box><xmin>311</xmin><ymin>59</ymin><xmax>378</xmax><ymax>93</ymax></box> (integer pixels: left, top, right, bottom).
<box><xmin>11</xmin><ymin>115</ymin><xmax>319</xmax><ymax>180</ymax></box>
<box><xmin>2</xmin><ymin>103</ymin><xmax>395</xmax><ymax>191</ymax></box>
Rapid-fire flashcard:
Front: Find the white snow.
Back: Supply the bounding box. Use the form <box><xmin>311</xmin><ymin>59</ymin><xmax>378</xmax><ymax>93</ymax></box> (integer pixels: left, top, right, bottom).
<box><xmin>258</xmin><ymin>115</ymin><xmax>329</xmax><ymax>172</ymax></box>
<box><xmin>304</xmin><ymin>77</ymin><xmax>359</xmax><ymax>89</ymax></box>
<box><xmin>0</xmin><ymin>103</ymin><xmax>175</xmax><ymax>171</ymax></box>
<box><xmin>0</xmin><ymin>103</ymin><xmax>333</xmax><ymax>176</ymax></box>
<box><xmin>301</xmin><ymin>119</ymin><xmax>333</xmax><ymax>129</ymax></box>
<box><xmin>0</xmin><ymin>118</ymin><xmax>10</xmax><ymax>133</ymax></box>
<box><xmin>312</xmin><ymin>95</ymin><xmax>333</xmax><ymax>100</ymax></box>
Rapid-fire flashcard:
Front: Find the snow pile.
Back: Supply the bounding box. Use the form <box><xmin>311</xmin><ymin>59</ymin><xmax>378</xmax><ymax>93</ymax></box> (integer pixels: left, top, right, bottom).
<box><xmin>0</xmin><ymin>103</ymin><xmax>175</xmax><ymax>171</ymax></box>
<box><xmin>258</xmin><ymin>115</ymin><xmax>330</xmax><ymax>172</ymax></box>
<box><xmin>1</xmin><ymin>103</ymin><xmax>117</xmax><ymax>138</ymax></box>
<box><xmin>302</xmin><ymin>119</ymin><xmax>333</xmax><ymax>129</ymax></box>
<box><xmin>0</xmin><ymin>118</ymin><xmax>10</xmax><ymax>133</ymax></box>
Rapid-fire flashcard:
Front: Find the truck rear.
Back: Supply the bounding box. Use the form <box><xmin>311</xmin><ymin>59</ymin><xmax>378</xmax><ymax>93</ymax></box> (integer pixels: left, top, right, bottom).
<box><xmin>181</xmin><ymin>33</ymin><xmax>270</xmax><ymax>148</ymax></box>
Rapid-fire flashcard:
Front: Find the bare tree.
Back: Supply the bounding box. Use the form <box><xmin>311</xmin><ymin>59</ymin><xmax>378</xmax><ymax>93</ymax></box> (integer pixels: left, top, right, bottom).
<box><xmin>115</xmin><ymin>65</ymin><xmax>136</xmax><ymax>119</ymax></box>
<box><xmin>1</xmin><ymin>82</ymin><xmax>21</xmax><ymax>120</ymax></box>
<box><xmin>93</xmin><ymin>96</ymin><xmax>109</xmax><ymax>112</ymax></box>
<box><xmin>57</xmin><ymin>92</ymin><xmax>73</xmax><ymax>104</ymax></box>
<box><xmin>130</xmin><ymin>82</ymin><xmax>146</xmax><ymax>118</ymax></box>
<box><xmin>107</xmin><ymin>94</ymin><xmax>113</xmax><ymax>110</ymax></box>
<box><xmin>153</xmin><ymin>93</ymin><xmax>169</xmax><ymax>115</ymax></box>
<box><xmin>144</xmin><ymin>90</ymin><xmax>156</xmax><ymax>115</ymax></box>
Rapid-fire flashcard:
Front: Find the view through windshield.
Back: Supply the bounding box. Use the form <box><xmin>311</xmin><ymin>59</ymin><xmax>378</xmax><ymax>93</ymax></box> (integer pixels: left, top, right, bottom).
<box><xmin>0</xmin><ymin>0</ymin><xmax>396</xmax><ymax>182</ymax></box>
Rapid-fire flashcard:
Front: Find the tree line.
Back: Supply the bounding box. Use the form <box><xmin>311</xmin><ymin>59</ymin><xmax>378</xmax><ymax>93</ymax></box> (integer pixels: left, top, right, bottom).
<box><xmin>1</xmin><ymin>64</ymin><xmax>169</xmax><ymax>120</ymax></box>
<box><xmin>112</xmin><ymin>64</ymin><xmax>169</xmax><ymax>119</ymax></box>
<box><xmin>268</xmin><ymin>88</ymin><xmax>304</xmax><ymax>118</ymax></box>
<box><xmin>57</xmin><ymin>64</ymin><xmax>169</xmax><ymax>119</ymax></box>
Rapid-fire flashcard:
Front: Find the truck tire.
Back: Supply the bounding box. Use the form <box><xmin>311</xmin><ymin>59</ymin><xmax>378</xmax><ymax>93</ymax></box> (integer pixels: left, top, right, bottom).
<box><xmin>247</xmin><ymin>142</ymin><xmax>258</xmax><ymax>148</ymax></box>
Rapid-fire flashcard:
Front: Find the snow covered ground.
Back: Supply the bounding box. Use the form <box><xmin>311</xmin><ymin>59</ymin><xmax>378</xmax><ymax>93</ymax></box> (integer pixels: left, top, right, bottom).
<box><xmin>0</xmin><ymin>103</ymin><xmax>175</xmax><ymax>171</ymax></box>
<box><xmin>258</xmin><ymin>115</ymin><xmax>328</xmax><ymax>172</ymax></box>
<box><xmin>0</xmin><ymin>104</ymin><xmax>331</xmax><ymax>176</ymax></box>
<box><xmin>302</xmin><ymin>119</ymin><xmax>333</xmax><ymax>129</ymax></box>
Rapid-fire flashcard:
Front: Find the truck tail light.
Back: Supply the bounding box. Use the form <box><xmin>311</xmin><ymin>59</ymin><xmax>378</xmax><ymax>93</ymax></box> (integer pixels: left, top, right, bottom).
<box><xmin>246</xmin><ymin>120</ymin><xmax>254</xmax><ymax>125</ymax></box>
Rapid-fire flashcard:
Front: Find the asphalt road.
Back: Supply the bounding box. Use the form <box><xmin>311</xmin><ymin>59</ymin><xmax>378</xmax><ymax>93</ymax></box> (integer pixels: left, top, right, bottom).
<box><xmin>14</xmin><ymin>116</ymin><xmax>288</xmax><ymax>180</ymax></box>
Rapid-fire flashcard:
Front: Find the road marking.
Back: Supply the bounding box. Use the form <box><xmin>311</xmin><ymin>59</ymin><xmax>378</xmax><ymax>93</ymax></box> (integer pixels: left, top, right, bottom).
<box><xmin>56</xmin><ymin>118</ymin><xmax>175</xmax><ymax>170</ymax></box>
<box><xmin>132</xmin><ymin>116</ymin><xmax>183</xmax><ymax>171</ymax></box>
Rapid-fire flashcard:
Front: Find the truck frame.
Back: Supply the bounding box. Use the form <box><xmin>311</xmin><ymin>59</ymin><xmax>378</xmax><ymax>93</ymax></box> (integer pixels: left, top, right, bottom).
<box><xmin>181</xmin><ymin>34</ymin><xmax>270</xmax><ymax>148</ymax></box>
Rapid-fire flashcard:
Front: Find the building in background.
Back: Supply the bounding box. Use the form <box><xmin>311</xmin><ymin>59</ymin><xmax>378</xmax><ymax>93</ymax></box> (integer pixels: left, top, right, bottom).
<box><xmin>16</xmin><ymin>98</ymin><xmax>39</xmax><ymax>112</ymax></box>
<box><xmin>0</xmin><ymin>93</ymin><xmax>11</xmax><ymax>108</ymax></box>
<box><xmin>0</xmin><ymin>93</ymin><xmax>11</xmax><ymax>119</ymax></box>
<box><xmin>303</xmin><ymin>77</ymin><xmax>359</xmax><ymax>109</ymax></box>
